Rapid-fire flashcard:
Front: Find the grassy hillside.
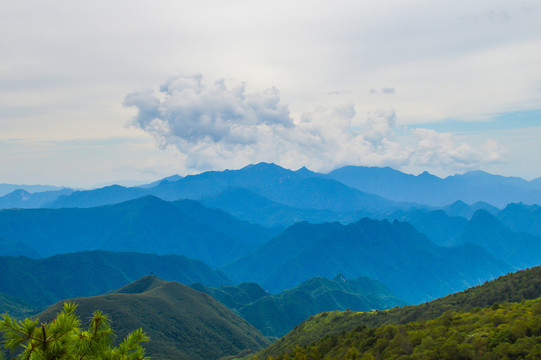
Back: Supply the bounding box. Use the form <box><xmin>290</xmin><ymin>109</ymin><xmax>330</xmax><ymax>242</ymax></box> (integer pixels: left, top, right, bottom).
<box><xmin>259</xmin><ymin>266</ymin><xmax>541</xmax><ymax>359</ymax></box>
<box><xmin>0</xmin><ymin>251</ymin><xmax>231</xmax><ymax>308</ymax></box>
<box><xmin>37</xmin><ymin>276</ymin><xmax>270</xmax><ymax>360</ymax></box>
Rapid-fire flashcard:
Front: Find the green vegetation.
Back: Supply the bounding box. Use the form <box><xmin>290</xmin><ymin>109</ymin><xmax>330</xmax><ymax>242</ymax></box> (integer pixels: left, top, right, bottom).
<box><xmin>193</xmin><ymin>275</ymin><xmax>405</xmax><ymax>339</ymax></box>
<box><xmin>267</xmin><ymin>298</ymin><xmax>541</xmax><ymax>359</ymax></box>
<box><xmin>0</xmin><ymin>251</ymin><xmax>231</xmax><ymax>308</ymax></box>
<box><xmin>0</xmin><ymin>293</ymin><xmax>38</xmax><ymax>320</ymax></box>
<box><xmin>259</xmin><ymin>267</ymin><xmax>541</xmax><ymax>359</ymax></box>
<box><xmin>38</xmin><ymin>276</ymin><xmax>270</xmax><ymax>360</ymax></box>
<box><xmin>1</xmin><ymin>302</ymin><xmax>149</xmax><ymax>360</ymax></box>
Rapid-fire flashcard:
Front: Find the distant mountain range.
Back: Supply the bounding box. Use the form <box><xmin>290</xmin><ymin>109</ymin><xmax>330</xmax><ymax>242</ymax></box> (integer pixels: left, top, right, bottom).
<box><xmin>0</xmin><ymin>184</ymin><xmax>67</xmax><ymax>197</ymax></box>
<box><xmin>222</xmin><ymin>218</ymin><xmax>511</xmax><ymax>303</ymax></box>
<box><xmin>1</xmin><ymin>184</ymin><xmax>537</xmax><ymax>306</ymax></box>
<box><xmin>0</xmin><ymin>251</ymin><xmax>231</xmax><ymax>308</ymax></box>
<box><xmin>385</xmin><ymin>205</ymin><xmax>541</xmax><ymax>268</ymax></box>
<box><xmin>38</xmin><ymin>276</ymin><xmax>270</xmax><ymax>360</ymax></box>
<box><xmin>327</xmin><ymin>166</ymin><xmax>541</xmax><ymax>207</ymax></box>
<box><xmin>0</xmin><ymin>188</ymin><xmax>74</xmax><ymax>209</ymax></box>
<box><xmin>0</xmin><ymin>196</ymin><xmax>273</xmax><ymax>266</ymax></box>
<box><xmin>3</xmin><ymin>163</ymin><xmax>541</xmax><ymax>223</ymax></box>
<box><xmin>192</xmin><ymin>274</ymin><xmax>405</xmax><ymax>339</ymax></box>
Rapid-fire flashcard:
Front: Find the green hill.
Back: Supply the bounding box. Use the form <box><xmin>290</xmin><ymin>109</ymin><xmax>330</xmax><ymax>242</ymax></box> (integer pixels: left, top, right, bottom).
<box><xmin>258</xmin><ymin>266</ymin><xmax>541</xmax><ymax>359</ymax></box>
<box><xmin>0</xmin><ymin>251</ymin><xmax>231</xmax><ymax>308</ymax></box>
<box><xmin>0</xmin><ymin>291</ymin><xmax>38</xmax><ymax>319</ymax></box>
<box><xmin>269</xmin><ymin>297</ymin><xmax>541</xmax><ymax>359</ymax></box>
<box><xmin>192</xmin><ymin>275</ymin><xmax>405</xmax><ymax>339</ymax></box>
<box><xmin>38</xmin><ymin>276</ymin><xmax>270</xmax><ymax>360</ymax></box>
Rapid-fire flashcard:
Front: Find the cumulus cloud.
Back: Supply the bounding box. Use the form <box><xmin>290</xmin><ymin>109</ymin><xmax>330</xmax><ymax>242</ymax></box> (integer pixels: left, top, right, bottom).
<box><xmin>409</xmin><ymin>129</ymin><xmax>505</xmax><ymax>169</ymax></box>
<box><xmin>124</xmin><ymin>75</ymin><xmax>504</xmax><ymax>174</ymax></box>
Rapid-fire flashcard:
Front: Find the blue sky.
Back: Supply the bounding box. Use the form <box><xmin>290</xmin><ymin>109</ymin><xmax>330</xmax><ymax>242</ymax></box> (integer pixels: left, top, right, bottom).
<box><xmin>1</xmin><ymin>0</ymin><xmax>541</xmax><ymax>187</ymax></box>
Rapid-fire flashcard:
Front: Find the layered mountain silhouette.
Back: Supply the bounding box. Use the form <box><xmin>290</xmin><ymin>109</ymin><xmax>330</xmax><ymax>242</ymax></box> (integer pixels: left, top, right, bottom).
<box><xmin>223</xmin><ymin>218</ymin><xmax>511</xmax><ymax>303</ymax></box>
<box><xmin>449</xmin><ymin>209</ymin><xmax>541</xmax><ymax>268</ymax></box>
<box><xmin>193</xmin><ymin>274</ymin><xmax>405</xmax><ymax>339</ymax></box>
<box><xmin>0</xmin><ymin>251</ymin><xmax>230</xmax><ymax>308</ymax></box>
<box><xmin>0</xmin><ymin>184</ymin><xmax>66</xmax><ymax>197</ymax></box>
<box><xmin>199</xmin><ymin>187</ymin><xmax>363</xmax><ymax>228</ymax></box>
<box><xmin>40</xmin><ymin>163</ymin><xmax>402</xmax><ymax>216</ymax></box>
<box><xmin>4</xmin><ymin>163</ymin><xmax>541</xmax><ymax>212</ymax></box>
<box><xmin>326</xmin><ymin>166</ymin><xmax>541</xmax><ymax>207</ymax></box>
<box><xmin>497</xmin><ymin>202</ymin><xmax>541</xmax><ymax>236</ymax></box>
<box><xmin>0</xmin><ymin>196</ymin><xmax>271</xmax><ymax>266</ymax></box>
<box><xmin>0</xmin><ymin>188</ymin><xmax>73</xmax><ymax>209</ymax></box>
<box><xmin>38</xmin><ymin>276</ymin><xmax>270</xmax><ymax>360</ymax></box>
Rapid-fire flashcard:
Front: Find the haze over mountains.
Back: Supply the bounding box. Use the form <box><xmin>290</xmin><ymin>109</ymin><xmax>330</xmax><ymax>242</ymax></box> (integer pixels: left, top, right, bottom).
<box><xmin>1</xmin><ymin>162</ymin><xmax>540</xmax><ymax>359</ymax></box>
<box><xmin>3</xmin><ymin>163</ymin><xmax>541</xmax><ymax>211</ymax></box>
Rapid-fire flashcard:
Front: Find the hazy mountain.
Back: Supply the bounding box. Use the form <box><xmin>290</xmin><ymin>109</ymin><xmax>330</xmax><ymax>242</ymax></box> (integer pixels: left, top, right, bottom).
<box><xmin>327</xmin><ymin>165</ymin><xmax>541</xmax><ymax>207</ymax></box>
<box><xmin>38</xmin><ymin>276</ymin><xmax>270</xmax><ymax>360</ymax></box>
<box><xmin>171</xmin><ymin>198</ymin><xmax>275</xmax><ymax>246</ymax></box>
<box><xmin>41</xmin><ymin>163</ymin><xmax>405</xmax><ymax>216</ymax></box>
<box><xmin>440</xmin><ymin>200</ymin><xmax>499</xmax><ymax>218</ymax></box>
<box><xmin>0</xmin><ymin>196</ymin><xmax>266</xmax><ymax>266</ymax></box>
<box><xmin>449</xmin><ymin>209</ymin><xmax>541</xmax><ymax>268</ymax></box>
<box><xmin>383</xmin><ymin>208</ymin><xmax>468</xmax><ymax>246</ymax></box>
<box><xmin>0</xmin><ymin>251</ymin><xmax>231</xmax><ymax>308</ymax></box>
<box><xmin>200</xmin><ymin>187</ymin><xmax>364</xmax><ymax>228</ymax></box>
<box><xmin>10</xmin><ymin>163</ymin><xmax>541</xmax><ymax>212</ymax></box>
<box><xmin>47</xmin><ymin>184</ymin><xmax>150</xmax><ymax>208</ymax></box>
<box><xmin>0</xmin><ymin>188</ymin><xmax>74</xmax><ymax>209</ymax></box>
<box><xmin>496</xmin><ymin>202</ymin><xmax>541</xmax><ymax>236</ymax></box>
<box><xmin>0</xmin><ymin>235</ymin><xmax>41</xmax><ymax>258</ymax></box>
<box><xmin>260</xmin><ymin>266</ymin><xmax>541</xmax><ymax>359</ymax></box>
<box><xmin>222</xmin><ymin>221</ymin><xmax>343</xmax><ymax>288</ymax></box>
<box><xmin>223</xmin><ymin>219</ymin><xmax>511</xmax><ymax>303</ymax></box>
<box><xmin>194</xmin><ymin>274</ymin><xmax>405</xmax><ymax>339</ymax></box>
<box><xmin>137</xmin><ymin>174</ymin><xmax>183</xmax><ymax>188</ymax></box>
<box><xmin>0</xmin><ymin>184</ymin><xmax>65</xmax><ymax>197</ymax></box>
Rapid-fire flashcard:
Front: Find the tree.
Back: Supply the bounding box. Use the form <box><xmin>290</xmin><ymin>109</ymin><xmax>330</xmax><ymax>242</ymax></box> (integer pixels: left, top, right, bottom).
<box><xmin>0</xmin><ymin>302</ymin><xmax>149</xmax><ymax>359</ymax></box>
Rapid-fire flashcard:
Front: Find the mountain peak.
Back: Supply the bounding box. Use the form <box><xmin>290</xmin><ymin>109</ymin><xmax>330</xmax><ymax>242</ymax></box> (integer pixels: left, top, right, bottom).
<box><xmin>114</xmin><ymin>275</ymin><xmax>166</xmax><ymax>294</ymax></box>
<box><xmin>242</xmin><ymin>162</ymin><xmax>286</xmax><ymax>172</ymax></box>
<box><xmin>468</xmin><ymin>209</ymin><xmax>506</xmax><ymax>231</ymax></box>
<box><xmin>295</xmin><ymin>166</ymin><xmax>316</xmax><ymax>177</ymax></box>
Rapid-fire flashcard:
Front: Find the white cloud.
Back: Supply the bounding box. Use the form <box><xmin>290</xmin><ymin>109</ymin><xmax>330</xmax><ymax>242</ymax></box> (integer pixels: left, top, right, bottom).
<box><xmin>125</xmin><ymin>75</ymin><xmax>505</xmax><ymax>174</ymax></box>
<box><xmin>2</xmin><ymin>0</ymin><xmax>540</xmax><ymax>184</ymax></box>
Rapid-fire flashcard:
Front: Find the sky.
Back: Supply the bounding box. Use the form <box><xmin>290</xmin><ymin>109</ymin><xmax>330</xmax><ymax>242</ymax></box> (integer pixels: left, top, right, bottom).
<box><xmin>1</xmin><ymin>0</ymin><xmax>541</xmax><ymax>188</ymax></box>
